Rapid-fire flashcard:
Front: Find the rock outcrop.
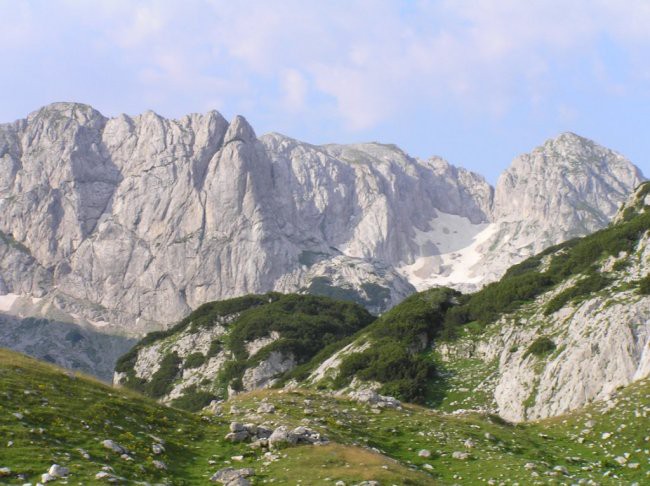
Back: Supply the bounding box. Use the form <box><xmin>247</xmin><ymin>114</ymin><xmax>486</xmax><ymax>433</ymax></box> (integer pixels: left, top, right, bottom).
<box><xmin>435</xmin><ymin>183</ymin><xmax>650</xmax><ymax>421</ymax></box>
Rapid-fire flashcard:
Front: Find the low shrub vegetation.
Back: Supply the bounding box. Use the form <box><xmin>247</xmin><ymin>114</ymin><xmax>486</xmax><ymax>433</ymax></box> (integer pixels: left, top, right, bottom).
<box><xmin>525</xmin><ymin>337</ymin><xmax>557</xmax><ymax>358</ymax></box>
<box><xmin>638</xmin><ymin>274</ymin><xmax>650</xmax><ymax>295</ymax></box>
<box><xmin>183</xmin><ymin>352</ymin><xmax>206</xmax><ymax>369</ymax></box>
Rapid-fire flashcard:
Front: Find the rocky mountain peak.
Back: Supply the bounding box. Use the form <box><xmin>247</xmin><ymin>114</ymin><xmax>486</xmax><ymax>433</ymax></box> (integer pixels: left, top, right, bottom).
<box><xmin>493</xmin><ymin>132</ymin><xmax>643</xmax><ymax>225</ymax></box>
<box><xmin>224</xmin><ymin>115</ymin><xmax>256</xmax><ymax>145</ymax></box>
<box><xmin>26</xmin><ymin>102</ymin><xmax>106</xmax><ymax>129</ymax></box>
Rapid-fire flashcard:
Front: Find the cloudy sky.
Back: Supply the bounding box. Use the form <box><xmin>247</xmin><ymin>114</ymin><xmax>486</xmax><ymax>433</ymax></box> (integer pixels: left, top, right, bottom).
<box><xmin>1</xmin><ymin>0</ymin><xmax>649</xmax><ymax>182</ymax></box>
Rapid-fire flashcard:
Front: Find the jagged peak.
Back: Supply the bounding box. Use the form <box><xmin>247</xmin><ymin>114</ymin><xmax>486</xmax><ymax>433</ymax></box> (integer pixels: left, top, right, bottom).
<box><xmin>27</xmin><ymin>102</ymin><xmax>106</xmax><ymax>126</ymax></box>
<box><xmin>549</xmin><ymin>131</ymin><xmax>591</xmax><ymax>145</ymax></box>
<box><xmin>223</xmin><ymin>115</ymin><xmax>256</xmax><ymax>145</ymax></box>
<box><xmin>181</xmin><ymin>109</ymin><xmax>228</xmax><ymax>127</ymax></box>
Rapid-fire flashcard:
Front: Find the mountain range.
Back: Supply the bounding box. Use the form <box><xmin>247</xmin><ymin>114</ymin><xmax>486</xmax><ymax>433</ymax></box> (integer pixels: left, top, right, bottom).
<box><xmin>1</xmin><ymin>102</ymin><xmax>649</xmax><ymax>484</ymax></box>
<box><xmin>0</xmin><ymin>102</ymin><xmax>644</xmax><ymax>378</ymax></box>
<box><xmin>114</xmin><ymin>182</ymin><xmax>650</xmax><ymax>423</ymax></box>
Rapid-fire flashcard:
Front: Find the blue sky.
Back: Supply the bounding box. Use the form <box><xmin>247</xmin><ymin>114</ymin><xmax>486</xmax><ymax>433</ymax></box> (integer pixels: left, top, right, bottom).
<box><xmin>1</xmin><ymin>0</ymin><xmax>649</xmax><ymax>183</ymax></box>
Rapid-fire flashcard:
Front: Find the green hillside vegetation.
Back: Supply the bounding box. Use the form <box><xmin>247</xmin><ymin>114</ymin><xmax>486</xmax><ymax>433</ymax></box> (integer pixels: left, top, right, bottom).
<box><xmin>445</xmin><ymin>204</ymin><xmax>650</xmax><ymax>330</ymax></box>
<box><xmin>2</xmin><ymin>348</ymin><xmax>649</xmax><ymax>485</ymax></box>
<box><xmin>0</xmin><ymin>348</ymin><xmax>428</xmax><ymax>484</ymax></box>
<box><xmin>115</xmin><ymin>195</ymin><xmax>650</xmax><ymax>407</ymax></box>
<box><xmin>115</xmin><ymin>293</ymin><xmax>374</xmax><ymax>407</ymax></box>
<box><xmin>327</xmin><ymin>287</ymin><xmax>458</xmax><ymax>402</ymax></box>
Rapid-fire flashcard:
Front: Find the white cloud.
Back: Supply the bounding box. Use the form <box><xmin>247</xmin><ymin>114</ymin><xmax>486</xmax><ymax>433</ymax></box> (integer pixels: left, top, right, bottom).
<box><xmin>280</xmin><ymin>69</ymin><xmax>308</xmax><ymax>112</ymax></box>
<box><xmin>2</xmin><ymin>1</ymin><xmax>650</xmax><ymax>129</ymax></box>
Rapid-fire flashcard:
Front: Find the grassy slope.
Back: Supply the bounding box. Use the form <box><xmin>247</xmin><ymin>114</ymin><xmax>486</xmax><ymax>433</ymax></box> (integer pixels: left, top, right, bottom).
<box><xmin>1</xmin><ymin>348</ymin><xmax>649</xmax><ymax>484</ymax></box>
<box><xmin>228</xmin><ymin>384</ymin><xmax>650</xmax><ymax>484</ymax></box>
<box><xmin>0</xmin><ymin>349</ymin><xmax>428</xmax><ymax>485</ymax></box>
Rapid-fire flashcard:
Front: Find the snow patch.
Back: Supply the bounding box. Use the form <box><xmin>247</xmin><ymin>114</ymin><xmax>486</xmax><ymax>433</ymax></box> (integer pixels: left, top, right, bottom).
<box><xmin>399</xmin><ymin>212</ymin><xmax>497</xmax><ymax>290</ymax></box>
<box><xmin>0</xmin><ymin>293</ymin><xmax>19</xmax><ymax>312</ymax></box>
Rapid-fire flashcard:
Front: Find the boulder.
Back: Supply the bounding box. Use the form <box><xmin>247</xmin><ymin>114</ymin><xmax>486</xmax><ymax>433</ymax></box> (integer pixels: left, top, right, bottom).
<box><xmin>41</xmin><ymin>472</ymin><xmax>56</xmax><ymax>483</ymax></box>
<box><xmin>210</xmin><ymin>467</ymin><xmax>255</xmax><ymax>484</ymax></box>
<box><xmin>452</xmin><ymin>451</ymin><xmax>470</xmax><ymax>460</ymax></box>
<box><xmin>225</xmin><ymin>431</ymin><xmax>249</xmax><ymax>442</ymax></box>
<box><xmin>257</xmin><ymin>402</ymin><xmax>276</xmax><ymax>414</ymax></box>
<box><xmin>229</xmin><ymin>422</ymin><xmax>245</xmax><ymax>432</ymax></box>
<box><xmin>48</xmin><ymin>464</ymin><xmax>70</xmax><ymax>477</ymax></box>
<box><xmin>102</xmin><ymin>439</ymin><xmax>126</xmax><ymax>454</ymax></box>
<box><xmin>348</xmin><ymin>389</ymin><xmax>401</xmax><ymax>409</ymax></box>
<box><xmin>268</xmin><ymin>426</ymin><xmax>298</xmax><ymax>448</ymax></box>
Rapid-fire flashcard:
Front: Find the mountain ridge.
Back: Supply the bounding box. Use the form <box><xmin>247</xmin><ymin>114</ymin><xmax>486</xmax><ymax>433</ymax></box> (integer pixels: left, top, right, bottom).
<box><xmin>0</xmin><ymin>102</ymin><xmax>644</xmax><ymax>378</ymax></box>
<box><xmin>114</xmin><ymin>182</ymin><xmax>650</xmax><ymax>422</ymax></box>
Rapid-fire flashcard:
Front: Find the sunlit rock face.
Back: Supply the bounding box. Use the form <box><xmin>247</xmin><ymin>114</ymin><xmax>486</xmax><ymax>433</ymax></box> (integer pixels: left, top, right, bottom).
<box><xmin>0</xmin><ymin>103</ymin><xmax>643</xmax><ymax>376</ymax></box>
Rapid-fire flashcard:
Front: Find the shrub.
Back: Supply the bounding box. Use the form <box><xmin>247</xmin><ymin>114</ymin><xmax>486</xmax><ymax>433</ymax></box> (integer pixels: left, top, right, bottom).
<box><xmin>526</xmin><ymin>337</ymin><xmax>556</xmax><ymax>358</ymax></box>
<box><xmin>114</xmin><ymin>348</ymin><xmax>138</xmax><ymax>373</ymax></box>
<box><xmin>169</xmin><ymin>385</ymin><xmax>217</xmax><ymax>412</ymax></box>
<box><xmin>147</xmin><ymin>352</ymin><xmax>182</xmax><ymax>398</ymax></box>
<box><xmin>544</xmin><ymin>273</ymin><xmax>610</xmax><ymax>315</ymax></box>
<box><xmin>206</xmin><ymin>340</ymin><xmax>222</xmax><ymax>358</ymax></box>
<box><xmin>441</xmin><ymin>210</ymin><xmax>650</xmax><ymax>335</ymax></box>
<box><xmin>183</xmin><ymin>352</ymin><xmax>206</xmax><ymax>369</ymax></box>
<box><xmin>118</xmin><ymin>293</ymin><xmax>375</xmax><ymax>401</ymax></box>
<box><xmin>335</xmin><ymin>338</ymin><xmax>435</xmax><ymax>402</ymax></box>
<box><xmin>612</xmin><ymin>259</ymin><xmax>630</xmax><ymax>271</ymax></box>
<box><xmin>638</xmin><ymin>274</ymin><xmax>650</xmax><ymax>295</ymax></box>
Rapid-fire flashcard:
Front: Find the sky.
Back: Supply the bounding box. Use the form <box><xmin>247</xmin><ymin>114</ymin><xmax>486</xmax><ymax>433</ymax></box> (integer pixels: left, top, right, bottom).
<box><xmin>1</xmin><ymin>0</ymin><xmax>649</xmax><ymax>183</ymax></box>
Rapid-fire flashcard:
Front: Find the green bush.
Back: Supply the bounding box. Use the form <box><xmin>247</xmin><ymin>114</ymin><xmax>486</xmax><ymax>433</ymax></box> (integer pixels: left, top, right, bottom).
<box><xmin>183</xmin><ymin>352</ymin><xmax>206</xmax><ymax>369</ymax></box>
<box><xmin>114</xmin><ymin>348</ymin><xmax>138</xmax><ymax>373</ymax></box>
<box><xmin>221</xmin><ymin>293</ymin><xmax>374</xmax><ymax>390</ymax></box>
<box><xmin>118</xmin><ymin>293</ymin><xmax>375</xmax><ymax>401</ymax></box>
<box><xmin>147</xmin><ymin>352</ymin><xmax>182</xmax><ymax>398</ymax></box>
<box><xmin>440</xmin><ymin>210</ymin><xmax>650</xmax><ymax>335</ymax></box>
<box><xmin>638</xmin><ymin>274</ymin><xmax>650</xmax><ymax>295</ymax></box>
<box><xmin>332</xmin><ymin>288</ymin><xmax>457</xmax><ymax>403</ymax></box>
<box><xmin>335</xmin><ymin>339</ymin><xmax>434</xmax><ymax>402</ymax></box>
<box><xmin>544</xmin><ymin>273</ymin><xmax>611</xmax><ymax>315</ymax></box>
<box><xmin>207</xmin><ymin>340</ymin><xmax>222</xmax><ymax>358</ymax></box>
<box><xmin>526</xmin><ymin>337</ymin><xmax>556</xmax><ymax>358</ymax></box>
<box><xmin>169</xmin><ymin>385</ymin><xmax>217</xmax><ymax>412</ymax></box>
<box><xmin>612</xmin><ymin>259</ymin><xmax>630</xmax><ymax>271</ymax></box>
<box><xmin>363</xmin><ymin>287</ymin><xmax>459</xmax><ymax>347</ymax></box>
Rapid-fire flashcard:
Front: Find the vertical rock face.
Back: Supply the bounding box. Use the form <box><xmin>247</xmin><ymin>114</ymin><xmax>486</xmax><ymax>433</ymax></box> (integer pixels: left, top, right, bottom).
<box><xmin>0</xmin><ymin>103</ymin><xmax>644</xmax><ymax>377</ymax></box>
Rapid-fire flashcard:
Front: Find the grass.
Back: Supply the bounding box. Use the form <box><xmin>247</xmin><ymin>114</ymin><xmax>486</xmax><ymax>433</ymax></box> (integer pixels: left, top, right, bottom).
<box><xmin>425</xmin><ymin>356</ymin><xmax>498</xmax><ymax>411</ymax></box>
<box><xmin>228</xmin><ymin>384</ymin><xmax>650</xmax><ymax>485</ymax></box>
<box><xmin>0</xmin><ymin>348</ymin><xmax>433</xmax><ymax>484</ymax></box>
<box><xmin>1</xmin><ymin>348</ymin><xmax>649</xmax><ymax>484</ymax></box>
<box><xmin>0</xmin><ymin>349</ymin><xmax>250</xmax><ymax>484</ymax></box>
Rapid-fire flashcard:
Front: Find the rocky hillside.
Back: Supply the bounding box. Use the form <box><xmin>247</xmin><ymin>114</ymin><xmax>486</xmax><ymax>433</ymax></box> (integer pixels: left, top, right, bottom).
<box><xmin>0</xmin><ymin>103</ymin><xmax>643</xmax><ymax>378</ymax></box>
<box><xmin>3</xmin><ymin>347</ymin><xmax>650</xmax><ymax>484</ymax></box>
<box><xmin>115</xmin><ymin>181</ymin><xmax>650</xmax><ymax>424</ymax></box>
<box><xmin>113</xmin><ymin>293</ymin><xmax>374</xmax><ymax>410</ymax></box>
<box><xmin>298</xmin><ymin>182</ymin><xmax>650</xmax><ymax>421</ymax></box>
